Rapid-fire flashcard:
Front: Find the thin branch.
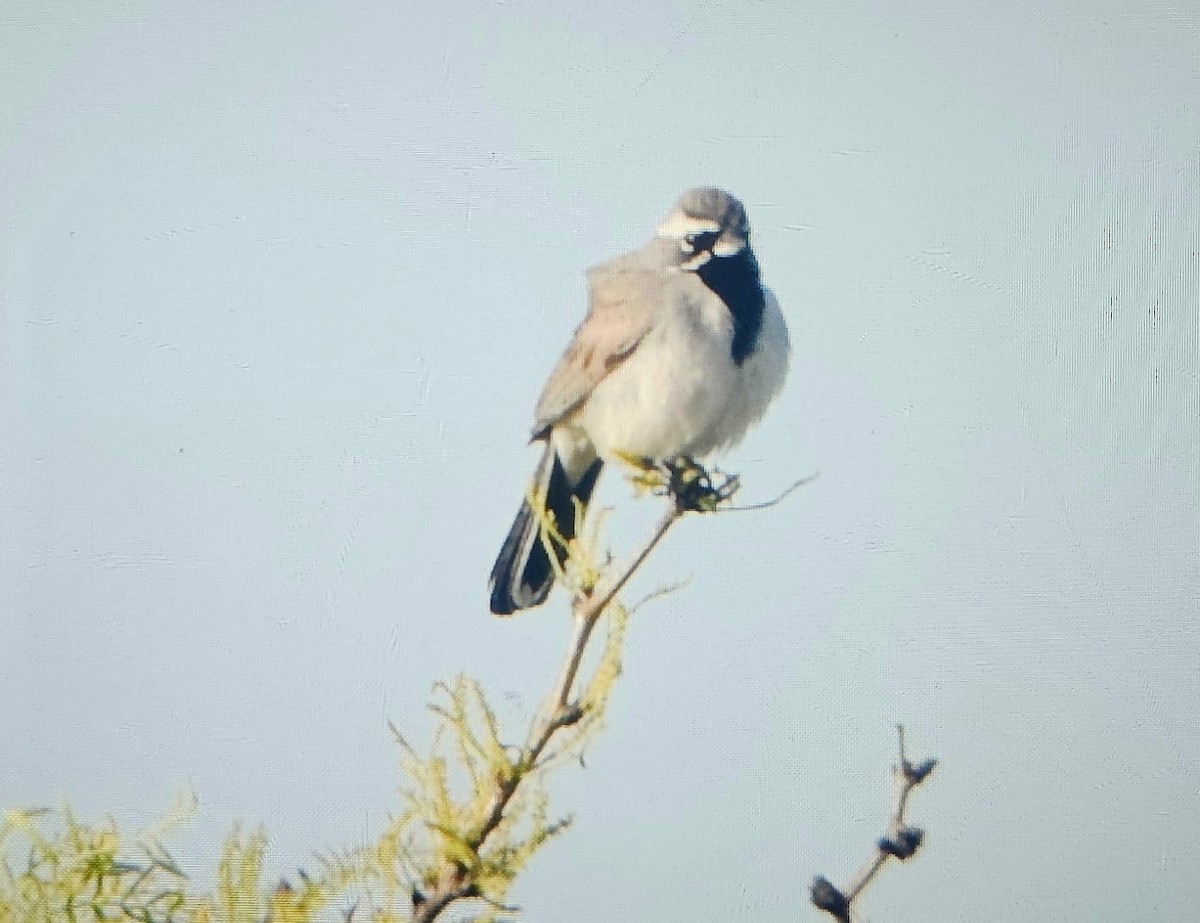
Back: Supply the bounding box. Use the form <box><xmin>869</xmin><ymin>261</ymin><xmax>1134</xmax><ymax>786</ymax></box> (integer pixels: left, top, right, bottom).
<box><xmin>717</xmin><ymin>471</ymin><xmax>820</xmax><ymax>513</ymax></box>
<box><xmin>548</xmin><ymin>504</ymin><xmax>681</xmax><ymax>711</ymax></box>
<box><xmin>579</xmin><ymin>502</ymin><xmax>682</xmax><ymax>621</ymax></box>
<box><xmin>412</xmin><ymin>498</ymin><xmax>686</xmax><ymax>923</ymax></box>
<box><xmin>811</xmin><ymin>725</ymin><xmax>937</xmax><ymax>922</ymax></box>
<box><xmin>412</xmin><ymin>460</ymin><xmax>810</xmax><ymax>923</ymax></box>
<box><xmin>628</xmin><ymin>574</ymin><xmax>693</xmax><ymax>614</ymax></box>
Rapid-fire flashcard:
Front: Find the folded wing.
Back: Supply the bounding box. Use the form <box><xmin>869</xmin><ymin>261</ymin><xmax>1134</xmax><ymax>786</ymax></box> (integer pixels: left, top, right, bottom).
<box><xmin>531</xmin><ymin>256</ymin><xmax>659</xmax><ymax>440</ymax></box>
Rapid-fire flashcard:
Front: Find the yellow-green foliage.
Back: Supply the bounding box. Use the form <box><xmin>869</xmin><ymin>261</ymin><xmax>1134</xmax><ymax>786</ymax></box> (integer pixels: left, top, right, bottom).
<box><xmin>0</xmin><ymin>804</ymin><xmax>187</xmax><ymax>923</ymax></box>
<box><xmin>2</xmin><ymin>486</ymin><xmax>651</xmax><ymax>923</ymax></box>
<box><xmin>1</xmin><ymin>628</ymin><xmax>627</xmax><ymax>923</ymax></box>
<box><xmin>0</xmin><ymin>802</ymin><xmax>314</xmax><ymax>923</ymax></box>
<box><xmin>381</xmin><ymin>675</ymin><xmax>580</xmax><ymax>916</ymax></box>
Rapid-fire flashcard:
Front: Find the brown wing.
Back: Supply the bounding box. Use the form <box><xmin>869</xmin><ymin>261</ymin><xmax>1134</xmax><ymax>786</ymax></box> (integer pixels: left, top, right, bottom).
<box><xmin>531</xmin><ymin>255</ymin><xmax>660</xmax><ymax>440</ymax></box>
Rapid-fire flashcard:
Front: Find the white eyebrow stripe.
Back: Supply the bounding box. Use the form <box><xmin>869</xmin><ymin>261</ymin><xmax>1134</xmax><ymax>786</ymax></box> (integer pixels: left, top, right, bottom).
<box><xmin>656</xmin><ymin>214</ymin><xmax>721</xmax><ymax>238</ymax></box>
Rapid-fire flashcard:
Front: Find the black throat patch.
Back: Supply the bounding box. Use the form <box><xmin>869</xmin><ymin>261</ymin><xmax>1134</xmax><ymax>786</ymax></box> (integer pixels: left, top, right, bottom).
<box><xmin>696</xmin><ymin>248</ymin><xmax>765</xmax><ymax>365</ymax></box>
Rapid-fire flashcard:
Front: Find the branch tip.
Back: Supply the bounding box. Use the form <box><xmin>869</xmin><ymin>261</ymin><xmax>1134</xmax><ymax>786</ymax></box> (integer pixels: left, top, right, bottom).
<box><xmin>810</xmin><ymin>876</ymin><xmax>850</xmax><ymax>920</ymax></box>
<box><xmin>907</xmin><ymin>758</ymin><xmax>938</xmax><ymax>784</ymax></box>
<box><xmin>719</xmin><ymin>470</ymin><xmax>820</xmax><ymax>512</ymax></box>
<box><xmin>812</xmin><ymin>729</ymin><xmax>937</xmax><ymax>917</ymax></box>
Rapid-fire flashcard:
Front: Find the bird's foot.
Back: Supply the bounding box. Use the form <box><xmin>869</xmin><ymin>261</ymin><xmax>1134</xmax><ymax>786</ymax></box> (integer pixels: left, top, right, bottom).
<box><xmin>615</xmin><ymin>451</ymin><xmax>664</xmax><ymax>494</ymax></box>
<box><xmin>616</xmin><ymin>453</ymin><xmax>739</xmax><ymax>511</ymax></box>
<box><xmin>661</xmin><ymin>456</ymin><xmax>740</xmax><ymax>512</ymax></box>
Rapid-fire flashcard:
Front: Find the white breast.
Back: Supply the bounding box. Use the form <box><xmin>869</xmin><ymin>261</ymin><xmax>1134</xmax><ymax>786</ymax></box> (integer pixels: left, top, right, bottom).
<box><xmin>574</xmin><ymin>280</ymin><xmax>789</xmax><ymax>463</ymax></box>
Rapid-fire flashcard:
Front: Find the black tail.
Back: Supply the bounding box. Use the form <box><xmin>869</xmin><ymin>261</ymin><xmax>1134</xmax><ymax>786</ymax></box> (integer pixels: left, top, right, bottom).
<box><xmin>489</xmin><ymin>447</ymin><xmax>603</xmax><ymax>615</ymax></box>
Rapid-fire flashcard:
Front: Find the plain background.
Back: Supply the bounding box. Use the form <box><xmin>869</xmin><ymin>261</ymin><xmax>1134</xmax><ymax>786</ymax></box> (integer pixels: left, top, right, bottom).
<box><xmin>2</xmin><ymin>1</ymin><xmax>1198</xmax><ymax>920</ymax></box>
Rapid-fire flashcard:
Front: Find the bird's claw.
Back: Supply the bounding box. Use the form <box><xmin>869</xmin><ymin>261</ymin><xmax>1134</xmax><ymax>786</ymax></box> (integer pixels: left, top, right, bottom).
<box><xmin>617</xmin><ymin>453</ymin><xmax>739</xmax><ymax>511</ymax></box>
<box><xmin>661</xmin><ymin>456</ymin><xmax>740</xmax><ymax>512</ymax></box>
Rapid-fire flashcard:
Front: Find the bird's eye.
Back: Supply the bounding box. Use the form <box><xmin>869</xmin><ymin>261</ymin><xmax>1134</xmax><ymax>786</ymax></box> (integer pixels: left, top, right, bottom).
<box><xmin>686</xmin><ymin>231</ymin><xmax>720</xmax><ymax>252</ymax></box>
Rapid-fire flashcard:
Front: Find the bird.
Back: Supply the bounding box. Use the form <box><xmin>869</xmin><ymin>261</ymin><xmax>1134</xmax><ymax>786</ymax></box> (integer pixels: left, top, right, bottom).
<box><xmin>488</xmin><ymin>187</ymin><xmax>790</xmax><ymax>615</ymax></box>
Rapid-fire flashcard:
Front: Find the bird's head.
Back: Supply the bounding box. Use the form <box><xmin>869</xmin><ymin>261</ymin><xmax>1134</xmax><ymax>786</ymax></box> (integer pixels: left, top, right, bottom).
<box><xmin>656</xmin><ymin>187</ymin><xmax>751</xmax><ymax>271</ymax></box>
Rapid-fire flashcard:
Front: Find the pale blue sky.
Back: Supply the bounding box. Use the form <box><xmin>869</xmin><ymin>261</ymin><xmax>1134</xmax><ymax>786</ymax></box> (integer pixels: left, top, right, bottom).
<box><xmin>2</xmin><ymin>2</ymin><xmax>1198</xmax><ymax>920</ymax></box>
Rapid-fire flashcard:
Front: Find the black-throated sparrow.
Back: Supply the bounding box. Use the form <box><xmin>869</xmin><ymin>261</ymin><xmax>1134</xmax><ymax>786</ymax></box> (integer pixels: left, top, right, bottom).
<box><xmin>489</xmin><ymin>188</ymin><xmax>789</xmax><ymax>614</ymax></box>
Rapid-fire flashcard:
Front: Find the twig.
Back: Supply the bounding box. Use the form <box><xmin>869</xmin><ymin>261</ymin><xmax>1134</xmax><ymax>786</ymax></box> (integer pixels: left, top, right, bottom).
<box><xmin>717</xmin><ymin>472</ymin><xmax>820</xmax><ymax>513</ymax></box>
<box><xmin>548</xmin><ymin>504</ymin><xmax>681</xmax><ymax>711</ymax></box>
<box><xmin>412</xmin><ymin>460</ymin><xmax>808</xmax><ymax>922</ymax></box>
<box><xmin>412</xmin><ymin>499</ymin><xmax>687</xmax><ymax>923</ymax></box>
<box><xmin>628</xmin><ymin>575</ymin><xmax>693</xmax><ymax>614</ymax></box>
<box><xmin>810</xmin><ymin>725</ymin><xmax>937</xmax><ymax>922</ymax></box>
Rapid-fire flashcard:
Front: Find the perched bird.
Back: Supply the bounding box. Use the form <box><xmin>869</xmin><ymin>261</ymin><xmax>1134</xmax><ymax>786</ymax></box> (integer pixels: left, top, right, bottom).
<box><xmin>489</xmin><ymin>188</ymin><xmax>790</xmax><ymax>615</ymax></box>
